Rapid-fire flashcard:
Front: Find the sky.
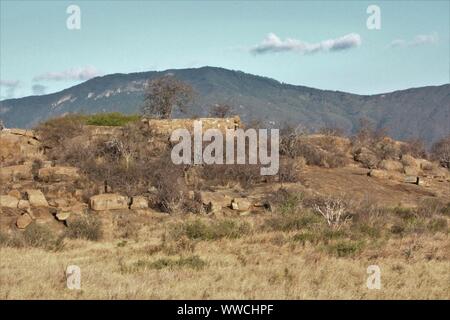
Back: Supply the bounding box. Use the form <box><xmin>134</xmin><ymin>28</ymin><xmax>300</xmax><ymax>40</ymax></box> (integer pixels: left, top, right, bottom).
<box><xmin>0</xmin><ymin>0</ymin><xmax>449</xmax><ymax>99</ymax></box>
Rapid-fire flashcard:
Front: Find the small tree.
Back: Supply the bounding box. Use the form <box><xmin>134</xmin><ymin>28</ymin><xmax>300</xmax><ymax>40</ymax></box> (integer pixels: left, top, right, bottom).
<box><xmin>141</xmin><ymin>75</ymin><xmax>195</xmax><ymax>119</ymax></box>
<box><xmin>209</xmin><ymin>104</ymin><xmax>232</xmax><ymax>118</ymax></box>
<box><xmin>431</xmin><ymin>135</ymin><xmax>450</xmax><ymax>168</ymax></box>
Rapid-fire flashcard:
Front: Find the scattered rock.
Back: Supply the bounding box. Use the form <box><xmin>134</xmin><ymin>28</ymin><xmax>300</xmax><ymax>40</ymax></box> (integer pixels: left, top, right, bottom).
<box><xmin>404</xmin><ymin>166</ymin><xmax>419</xmax><ymax>176</ymax></box>
<box><xmin>17</xmin><ymin>200</ymin><xmax>30</xmax><ymax>210</ymax></box>
<box><xmin>38</xmin><ymin>166</ymin><xmax>80</xmax><ymax>182</ymax></box>
<box><xmin>368</xmin><ymin>169</ymin><xmax>388</xmax><ymax>179</ymax></box>
<box><xmin>90</xmin><ymin>194</ymin><xmax>129</xmax><ymax>211</ymax></box>
<box><xmin>8</xmin><ymin>190</ymin><xmax>21</xmax><ymax>199</ymax></box>
<box><xmin>231</xmin><ymin>198</ymin><xmax>252</xmax><ymax>211</ymax></box>
<box><xmin>130</xmin><ymin>196</ymin><xmax>148</xmax><ymax>210</ymax></box>
<box><xmin>0</xmin><ymin>195</ymin><xmax>19</xmax><ymax>208</ymax></box>
<box><xmin>0</xmin><ymin>164</ymin><xmax>33</xmax><ymax>182</ymax></box>
<box><xmin>199</xmin><ymin>191</ymin><xmax>232</xmax><ymax>213</ymax></box>
<box><xmin>379</xmin><ymin>159</ymin><xmax>403</xmax><ymax>172</ymax></box>
<box><xmin>56</xmin><ymin>211</ymin><xmax>71</xmax><ymax>221</ymax></box>
<box><xmin>26</xmin><ymin>189</ymin><xmax>49</xmax><ymax>207</ymax></box>
<box><xmin>404</xmin><ymin>176</ymin><xmax>419</xmax><ymax>184</ymax></box>
<box><xmin>16</xmin><ymin>213</ymin><xmax>33</xmax><ymax>229</ymax></box>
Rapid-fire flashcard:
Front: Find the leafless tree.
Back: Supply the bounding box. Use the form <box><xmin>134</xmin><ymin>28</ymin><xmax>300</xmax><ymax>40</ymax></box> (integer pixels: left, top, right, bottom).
<box><xmin>209</xmin><ymin>103</ymin><xmax>232</xmax><ymax>118</ymax></box>
<box><xmin>141</xmin><ymin>75</ymin><xmax>195</xmax><ymax>119</ymax></box>
<box><xmin>431</xmin><ymin>135</ymin><xmax>450</xmax><ymax>168</ymax></box>
<box><xmin>312</xmin><ymin>197</ymin><xmax>350</xmax><ymax>230</ymax></box>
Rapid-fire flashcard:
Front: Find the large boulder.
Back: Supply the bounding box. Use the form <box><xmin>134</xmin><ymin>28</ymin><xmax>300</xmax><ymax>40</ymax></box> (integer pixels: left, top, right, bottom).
<box><xmin>0</xmin><ymin>195</ymin><xmax>19</xmax><ymax>208</ymax></box>
<box><xmin>368</xmin><ymin>169</ymin><xmax>388</xmax><ymax>179</ymax></box>
<box><xmin>231</xmin><ymin>198</ymin><xmax>252</xmax><ymax>211</ymax></box>
<box><xmin>130</xmin><ymin>196</ymin><xmax>149</xmax><ymax>210</ymax></box>
<box><xmin>90</xmin><ymin>194</ymin><xmax>129</xmax><ymax>211</ymax></box>
<box><xmin>16</xmin><ymin>213</ymin><xmax>33</xmax><ymax>229</ymax></box>
<box><xmin>26</xmin><ymin>189</ymin><xmax>49</xmax><ymax>207</ymax></box>
<box><xmin>378</xmin><ymin>160</ymin><xmax>403</xmax><ymax>172</ymax></box>
<box><xmin>38</xmin><ymin>166</ymin><xmax>80</xmax><ymax>182</ymax></box>
<box><xmin>0</xmin><ymin>164</ymin><xmax>33</xmax><ymax>182</ymax></box>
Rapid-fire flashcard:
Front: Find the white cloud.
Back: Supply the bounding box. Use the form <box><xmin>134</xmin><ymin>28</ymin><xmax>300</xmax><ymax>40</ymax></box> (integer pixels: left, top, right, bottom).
<box><xmin>389</xmin><ymin>33</ymin><xmax>438</xmax><ymax>48</ymax></box>
<box><xmin>33</xmin><ymin>66</ymin><xmax>102</xmax><ymax>82</ymax></box>
<box><xmin>251</xmin><ymin>33</ymin><xmax>362</xmax><ymax>55</ymax></box>
<box><xmin>32</xmin><ymin>84</ymin><xmax>47</xmax><ymax>95</ymax></box>
<box><xmin>0</xmin><ymin>79</ymin><xmax>21</xmax><ymax>99</ymax></box>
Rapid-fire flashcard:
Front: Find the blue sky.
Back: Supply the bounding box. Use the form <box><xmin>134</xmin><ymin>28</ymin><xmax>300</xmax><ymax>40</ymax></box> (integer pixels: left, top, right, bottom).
<box><xmin>0</xmin><ymin>0</ymin><xmax>449</xmax><ymax>99</ymax></box>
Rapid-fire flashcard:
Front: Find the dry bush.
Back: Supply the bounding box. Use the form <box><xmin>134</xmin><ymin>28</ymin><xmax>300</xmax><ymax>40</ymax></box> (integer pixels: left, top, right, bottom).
<box><xmin>169</xmin><ymin>219</ymin><xmax>252</xmax><ymax>241</ymax></box>
<box><xmin>280</xmin><ymin>127</ymin><xmax>347</xmax><ymax>168</ymax></box>
<box><xmin>431</xmin><ymin>135</ymin><xmax>450</xmax><ymax>168</ymax></box>
<box><xmin>400</xmin><ymin>138</ymin><xmax>427</xmax><ymax>159</ymax></box>
<box><xmin>310</xmin><ymin>196</ymin><xmax>351</xmax><ymax>230</ymax></box>
<box><xmin>65</xmin><ymin>215</ymin><xmax>102</xmax><ymax>241</ymax></box>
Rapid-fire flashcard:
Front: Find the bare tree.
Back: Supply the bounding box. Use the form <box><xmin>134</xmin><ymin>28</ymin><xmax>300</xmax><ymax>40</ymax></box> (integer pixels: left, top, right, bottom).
<box><xmin>312</xmin><ymin>197</ymin><xmax>350</xmax><ymax>230</ymax></box>
<box><xmin>141</xmin><ymin>75</ymin><xmax>195</xmax><ymax>119</ymax></box>
<box><xmin>431</xmin><ymin>135</ymin><xmax>450</xmax><ymax>168</ymax></box>
<box><xmin>209</xmin><ymin>103</ymin><xmax>232</xmax><ymax>118</ymax></box>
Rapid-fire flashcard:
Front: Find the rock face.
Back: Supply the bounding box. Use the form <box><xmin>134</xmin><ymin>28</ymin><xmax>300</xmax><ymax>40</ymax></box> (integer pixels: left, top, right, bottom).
<box><xmin>38</xmin><ymin>166</ymin><xmax>80</xmax><ymax>182</ymax></box>
<box><xmin>16</xmin><ymin>214</ymin><xmax>33</xmax><ymax>229</ymax></box>
<box><xmin>130</xmin><ymin>196</ymin><xmax>148</xmax><ymax>210</ymax></box>
<box><xmin>26</xmin><ymin>189</ymin><xmax>49</xmax><ymax>207</ymax></box>
<box><xmin>90</xmin><ymin>194</ymin><xmax>129</xmax><ymax>211</ymax></box>
<box><xmin>0</xmin><ymin>164</ymin><xmax>33</xmax><ymax>182</ymax></box>
<box><xmin>0</xmin><ymin>195</ymin><xmax>19</xmax><ymax>208</ymax></box>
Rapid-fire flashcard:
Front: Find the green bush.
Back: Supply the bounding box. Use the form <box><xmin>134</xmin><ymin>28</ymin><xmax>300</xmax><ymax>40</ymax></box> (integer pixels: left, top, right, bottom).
<box><xmin>84</xmin><ymin>112</ymin><xmax>140</xmax><ymax>126</ymax></box>
<box><xmin>326</xmin><ymin>240</ymin><xmax>364</xmax><ymax>258</ymax></box>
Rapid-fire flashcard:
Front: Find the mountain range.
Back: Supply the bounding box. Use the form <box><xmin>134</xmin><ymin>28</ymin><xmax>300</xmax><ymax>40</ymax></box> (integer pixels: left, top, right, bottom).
<box><xmin>1</xmin><ymin>66</ymin><xmax>449</xmax><ymax>145</ymax></box>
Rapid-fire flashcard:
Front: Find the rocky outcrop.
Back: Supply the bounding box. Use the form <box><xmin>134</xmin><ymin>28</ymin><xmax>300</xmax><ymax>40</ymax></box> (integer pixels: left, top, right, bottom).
<box><xmin>25</xmin><ymin>189</ymin><xmax>49</xmax><ymax>207</ymax></box>
<box><xmin>90</xmin><ymin>194</ymin><xmax>129</xmax><ymax>211</ymax></box>
<box><xmin>38</xmin><ymin>166</ymin><xmax>80</xmax><ymax>182</ymax></box>
<box><xmin>0</xmin><ymin>195</ymin><xmax>19</xmax><ymax>208</ymax></box>
<box><xmin>0</xmin><ymin>164</ymin><xmax>33</xmax><ymax>182</ymax></box>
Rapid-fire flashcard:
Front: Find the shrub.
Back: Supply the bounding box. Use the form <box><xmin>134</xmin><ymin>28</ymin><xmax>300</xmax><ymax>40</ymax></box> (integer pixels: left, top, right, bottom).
<box><xmin>431</xmin><ymin>135</ymin><xmax>450</xmax><ymax>168</ymax></box>
<box><xmin>170</xmin><ymin>219</ymin><xmax>251</xmax><ymax>241</ymax></box>
<box><xmin>65</xmin><ymin>216</ymin><xmax>102</xmax><ymax>241</ymax></box>
<box><xmin>150</xmin><ymin>256</ymin><xmax>207</xmax><ymax>270</ymax></box>
<box><xmin>264</xmin><ymin>211</ymin><xmax>322</xmax><ymax>232</ymax></box>
<box><xmin>326</xmin><ymin>240</ymin><xmax>364</xmax><ymax>258</ymax></box>
<box><xmin>84</xmin><ymin>113</ymin><xmax>140</xmax><ymax>126</ymax></box>
<box><xmin>427</xmin><ymin>218</ymin><xmax>448</xmax><ymax>233</ymax></box>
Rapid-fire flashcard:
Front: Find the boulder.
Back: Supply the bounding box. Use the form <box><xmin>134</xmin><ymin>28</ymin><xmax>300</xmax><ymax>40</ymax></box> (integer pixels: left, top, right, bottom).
<box><xmin>26</xmin><ymin>189</ymin><xmax>49</xmax><ymax>207</ymax></box>
<box><xmin>0</xmin><ymin>195</ymin><xmax>19</xmax><ymax>208</ymax></box>
<box><xmin>231</xmin><ymin>198</ymin><xmax>252</xmax><ymax>211</ymax></box>
<box><xmin>199</xmin><ymin>191</ymin><xmax>232</xmax><ymax>213</ymax></box>
<box><xmin>56</xmin><ymin>211</ymin><xmax>71</xmax><ymax>221</ymax></box>
<box><xmin>378</xmin><ymin>160</ymin><xmax>403</xmax><ymax>172</ymax></box>
<box><xmin>404</xmin><ymin>176</ymin><xmax>419</xmax><ymax>184</ymax></box>
<box><xmin>401</xmin><ymin>154</ymin><xmax>419</xmax><ymax>168</ymax></box>
<box><xmin>90</xmin><ymin>194</ymin><xmax>129</xmax><ymax>211</ymax></box>
<box><xmin>130</xmin><ymin>196</ymin><xmax>148</xmax><ymax>210</ymax></box>
<box><xmin>404</xmin><ymin>166</ymin><xmax>419</xmax><ymax>176</ymax></box>
<box><xmin>16</xmin><ymin>214</ymin><xmax>33</xmax><ymax>229</ymax></box>
<box><xmin>368</xmin><ymin>169</ymin><xmax>388</xmax><ymax>179</ymax></box>
<box><xmin>38</xmin><ymin>166</ymin><xmax>80</xmax><ymax>182</ymax></box>
<box><xmin>17</xmin><ymin>200</ymin><xmax>30</xmax><ymax>210</ymax></box>
<box><xmin>0</xmin><ymin>164</ymin><xmax>33</xmax><ymax>182</ymax></box>
<box><xmin>7</xmin><ymin>190</ymin><xmax>21</xmax><ymax>199</ymax></box>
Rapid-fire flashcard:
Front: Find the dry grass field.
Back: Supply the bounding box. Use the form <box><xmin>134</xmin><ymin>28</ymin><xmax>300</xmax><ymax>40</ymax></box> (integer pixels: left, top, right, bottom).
<box><xmin>1</xmin><ymin>207</ymin><xmax>449</xmax><ymax>299</ymax></box>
